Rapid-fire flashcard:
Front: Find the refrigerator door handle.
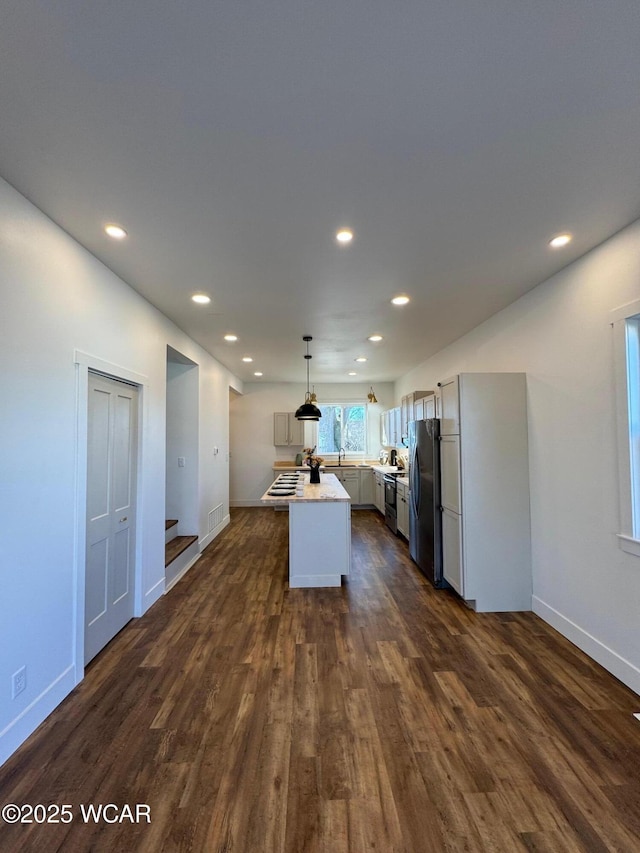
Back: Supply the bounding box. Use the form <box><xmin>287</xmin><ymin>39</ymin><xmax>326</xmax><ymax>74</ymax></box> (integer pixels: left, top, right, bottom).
<box><xmin>411</xmin><ymin>446</ymin><xmax>421</xmax><ymax>517</ymax></box>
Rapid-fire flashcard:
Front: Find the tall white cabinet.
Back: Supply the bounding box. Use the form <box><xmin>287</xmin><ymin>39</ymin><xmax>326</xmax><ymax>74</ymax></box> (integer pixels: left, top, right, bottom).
<box><xmin>438</xmin><ymin>373</ymin><xmax>531</xmax><ymax>612</ymax></box>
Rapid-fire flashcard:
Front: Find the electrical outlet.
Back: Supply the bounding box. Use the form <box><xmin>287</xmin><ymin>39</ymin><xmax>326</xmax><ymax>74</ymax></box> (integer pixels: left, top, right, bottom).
<box><xmin>12</xmin><ymin>666</ymin><xmax>26</xmax><ymax>699</ymax></box>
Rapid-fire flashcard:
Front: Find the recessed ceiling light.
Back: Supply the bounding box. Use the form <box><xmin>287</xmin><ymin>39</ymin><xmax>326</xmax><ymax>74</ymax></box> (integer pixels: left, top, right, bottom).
<box><xmin>242</xmin><ymin>356</ymin><xmax>253</xmax><ymax>362</ymax></box>
<box><xmin>104</xmin><ymin>224</ymin><xmax>127</xmax><ymax>240</ymax></box>
<box><xmin>224</xmin><ymin>334</ymin><xmax>238</xmax><ymax>342</ymax></box>
<box><xmin>355</xmin><ymin>357</ymin><xmax>368</xmax><ymax>363</ymax></box>
<box><xmin>549</xmin><ymin>233</ymin><xmax>572</xmax><ymax>248</ymax></box>
<box><xmin>336</xmin><ymin>229</ymin><xmax>353</xmax><ymax>244</ymax></box>
<box><xmin>254</xmin><ymin>371</ymin><xmax>263</xmax><ymax>377</ymax></box>
<box><xmin>391</xmin><ymin>295</ymin><xmax>410</xmax><ymax>305</ymax></box>
<box><xmin>348</xmin><ymin>371</ymin><xmax>357</xmax><ymax>376</ymax></box>
<box><xmin>191</xmin><ymin>293</ymin><xmax>211</xmax><ymax>304</ymax></box>
<box><xmin>368</xmin><ymin>334</ymin><xmax>383</xmax><ymax>342</ymax></box>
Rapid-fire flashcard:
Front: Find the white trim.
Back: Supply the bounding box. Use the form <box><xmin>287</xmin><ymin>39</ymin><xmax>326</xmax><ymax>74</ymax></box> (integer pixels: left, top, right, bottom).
<box><xmin>0</xmin><ymin>666</ymin><xmax>76</xmax><ymax>767</ymax></box>
<box><xmin>144</xmin><ymin>576</ymin><xmax>165</xmax><ymax>605</ymax></box>
<box><xmin>73</xmin><ymin>351</ymin><xmax>150</xmax><ymax>687</ymax></box>
<box><xmin>533</xmin><ymin>596</ymin><xmax>640</xmax><ymax>697</ymax></box>
<box><xmin>199</xmin><ymin>514</ymin><xmax>230</xmax><ymax>549</ymax></box>
<box><xmin>165</xmin><ymin>553</ymin><xmax>202</xmax><ymax>593</ymax></box>
<box><xmin>611</xmin><ymin>299</ymin><xmax>640</xmax><ymax>555</ymax></box>
<box><xmin>617</xmin><ymin>534</ymin><xmax>640</xmax><ymax>557</ymax></box>
<box><xmin>74</xmin><ymin>350</ymin><xmax>149</xmax><ymax>386</ymax></box>
<box><xmin>289</xmin><ymin>574</ymin><xmax>343</xmax><ymax>588</ymax></box>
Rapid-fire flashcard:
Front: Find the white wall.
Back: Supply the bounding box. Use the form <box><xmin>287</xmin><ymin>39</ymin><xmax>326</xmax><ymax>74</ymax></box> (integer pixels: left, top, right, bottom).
<box><xmin>397</xmin><ymin>219</ymin><xmax>640</xmax><ymax>695</ymax></box>
<box><xmin>230</xmin><ymin>381</ymin><xmax>395</xmax><ymax>505</ymax></box>
<box><xmin>0</xmin><ymin>177</ymin><xmax>240</xmax><ymax>765</ymax></box>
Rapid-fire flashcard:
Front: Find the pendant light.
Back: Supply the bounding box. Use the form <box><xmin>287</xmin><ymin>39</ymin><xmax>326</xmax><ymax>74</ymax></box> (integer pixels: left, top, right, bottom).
<box><xmin>367</xmin><ymin>386</ymin><xmax>378</xmax><ymax>403</ymax></box>
<box><xmin>295</xmin><ymin>336</ymin><xmax>322</xmax><ymax>421</ymax></box>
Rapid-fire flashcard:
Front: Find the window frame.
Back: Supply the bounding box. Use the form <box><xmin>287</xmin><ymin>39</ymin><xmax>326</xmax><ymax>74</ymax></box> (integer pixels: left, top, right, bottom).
<box><xmin>612</xmin><ymin>298</ymin><xmax>640</xmax><ymax>557</ymax></box>
<box><xmin>314</xmin><ymin>401</ymin><xmax>369</xmax><ymax>458</ymax></box>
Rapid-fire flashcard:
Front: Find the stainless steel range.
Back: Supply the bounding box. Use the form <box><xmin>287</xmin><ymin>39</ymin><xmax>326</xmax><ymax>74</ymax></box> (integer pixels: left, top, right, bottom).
<box><xmin>383</xmin><ymin>471</ymin><xmax>405</xmax><ymax>534</ymax></box>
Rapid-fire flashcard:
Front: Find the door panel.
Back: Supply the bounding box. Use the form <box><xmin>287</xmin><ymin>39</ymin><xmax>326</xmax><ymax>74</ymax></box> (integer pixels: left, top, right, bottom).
<box><xmin>113</xmin><ymin>527</ymin><xmax>131</xmax><ymax>602</ymax></box>
<box><xmin>85</xmin><ymin>373</ymin><xmax>138</xmax><ymax>664</ymax></box>
<box><xmin>439</xmin><ymin>376</ymin><xmax>460</xmax><ymax>435</ymax></box>
<box><xmin>86</xmin><ymin>537</ymin><xmax>108</xmax><ymax>625</ymax></box>
<box><xmin>114</xmin><ymin>394</ymin><xmax>133</xmax><ymax>509</ymax></box>
<box><xmin>440</xmin><ymin>435</ymin><xmax>461</xmax><ymax>513</ymax></box>
<box><xmin>442</xmin><ymin>507</ymin><xmax>463</xmax><ymax>595</ymax></box>
<box><xmin>87</xmin><ymin>388</ymin><xmax>111</xmax><ymax>520</ymax></box>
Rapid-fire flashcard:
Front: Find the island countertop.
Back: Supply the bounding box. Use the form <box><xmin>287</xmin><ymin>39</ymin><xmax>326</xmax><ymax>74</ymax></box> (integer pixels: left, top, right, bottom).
<box><xmin>261</xmin><ymin>472</ymin><xmax>350</xmax><ymax>503</ymax></box>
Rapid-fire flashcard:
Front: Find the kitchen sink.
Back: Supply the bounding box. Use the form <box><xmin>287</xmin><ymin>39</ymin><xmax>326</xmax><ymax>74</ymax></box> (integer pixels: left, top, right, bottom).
<box><xmin>323</xmin><ymin>463</ymin><xmax>370</xmax><ymax>469</ymax></box>
<box><xmin>323</xmin><ymin>463</ymin><xmax>360</xmax><ymax>468</ymax></box>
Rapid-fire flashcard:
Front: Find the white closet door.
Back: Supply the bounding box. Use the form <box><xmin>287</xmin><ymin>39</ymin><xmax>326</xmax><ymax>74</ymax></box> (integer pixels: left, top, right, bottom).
<box><xmin>85</xmin><ymin>373</ymin><xmax>138</xmax><ymax>664</ymax></box>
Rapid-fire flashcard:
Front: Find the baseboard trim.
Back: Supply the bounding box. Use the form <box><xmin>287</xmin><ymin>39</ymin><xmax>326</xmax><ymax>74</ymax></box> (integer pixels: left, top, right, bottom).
<box><xmin>0</xmin><ymin>664</ymin><xmax>76</xmax><ymax>768</ymax></box>
<box><xmin>200</xmin><ymin>514</ymin><xmax>230</xmax><ymax>550</ymax></box>
<box><xmin>143</xmin><ymin>575</ymin><xmax>165</xmax><ymax>611</ymax></box>
<box><xmin>289</xmin><ymin>574</ymin><xmax>342</xmax><ymax>588</ymax></box>
<box><xmin>532</xmin><ymin>595</ymin><xmax>640</xmax><ymax>697</ymax></box>
<box><xmin>165</xmin><ymin>552</ymin><xmax>201</xmax><ymax>593</ymax></box>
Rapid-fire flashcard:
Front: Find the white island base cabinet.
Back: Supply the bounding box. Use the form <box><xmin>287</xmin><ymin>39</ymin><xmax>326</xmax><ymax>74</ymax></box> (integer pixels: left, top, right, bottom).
<box><xmin>289</xmin><ymin>501</ymin><xmax>351</xmax><ymax>587</ymax></box>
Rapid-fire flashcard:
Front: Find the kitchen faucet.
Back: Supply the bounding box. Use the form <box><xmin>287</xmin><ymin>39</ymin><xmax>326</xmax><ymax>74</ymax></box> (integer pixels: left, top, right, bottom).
<box><xmin>338</xmin><ymin>447</ymin><xmax>345</xmax><ymax>466</ymax></box>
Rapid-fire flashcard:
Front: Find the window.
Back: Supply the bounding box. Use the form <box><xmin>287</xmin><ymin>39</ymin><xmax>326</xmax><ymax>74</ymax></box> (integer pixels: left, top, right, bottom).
<box><xmin>612</xmin><ymin>300</ymin><xmax>640</xmax><ymax>556</ymax></box>
<box><xmin>317</xmin><ymin>403</ymin><xmax>367</xmax><ymax>455</ymax></box>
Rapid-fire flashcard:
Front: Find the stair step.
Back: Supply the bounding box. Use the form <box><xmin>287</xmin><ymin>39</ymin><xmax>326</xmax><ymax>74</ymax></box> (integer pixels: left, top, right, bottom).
<box><xmin>165</xmin><ymin>535</ymin><xmax>198</xmax><ymax>567</ymax></box>
<box><xmin>165</xmin><ymin>519</ymin><xmax>179</xmax><ymax>531</ymax></box>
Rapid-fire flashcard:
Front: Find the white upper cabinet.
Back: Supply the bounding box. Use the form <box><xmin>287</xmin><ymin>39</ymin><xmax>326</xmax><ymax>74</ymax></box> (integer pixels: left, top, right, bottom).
<box><xmin>437</xmin><ymin>376</ymin><xmax>460</xmax><ymax>435</ymax></box>
<box><xmin>273</xmin><ymin>412</ymin><xmax>305</xmax><ymax>446</ymax></box>
<box><xmin>424</xmin><ymin>395</ymin><xmax>436</xmax><ymax>419</ymax></box>
<box><xmin>381</xmin><ymin>407</ymin><xmax>402</xmax><ymax>447</ymax></box>
<box><xmin>400</xmin><ymin>391</ymin><xmax>431</xmax><ymax>439</ymax></box>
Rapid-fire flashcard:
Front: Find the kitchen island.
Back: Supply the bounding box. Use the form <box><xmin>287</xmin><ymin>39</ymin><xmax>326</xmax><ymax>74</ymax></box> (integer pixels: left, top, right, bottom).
<box><xmin>261</xmin><ymin>472</ymin><xmax>351</xmax><ymax>587</ymax></box>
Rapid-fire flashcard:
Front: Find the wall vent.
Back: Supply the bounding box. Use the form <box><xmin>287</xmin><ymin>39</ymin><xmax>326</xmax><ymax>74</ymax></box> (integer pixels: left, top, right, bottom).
<box><xmin>209</xmin><ymin>503</ymin><xmax>223</xmax><ymax>532</ymax></box>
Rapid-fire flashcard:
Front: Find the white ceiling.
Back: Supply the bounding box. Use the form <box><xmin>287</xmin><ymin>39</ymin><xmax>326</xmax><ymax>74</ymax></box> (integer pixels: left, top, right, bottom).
<box><xmin>2</xmin><ymin>2</ymin><xmax>640</xmax><ymax>383</ymax></box>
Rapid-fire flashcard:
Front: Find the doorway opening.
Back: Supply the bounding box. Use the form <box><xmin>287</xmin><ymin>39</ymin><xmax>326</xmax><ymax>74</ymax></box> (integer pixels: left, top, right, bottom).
<box><xmin>165</xmin><ymin>347</ymin><xmax>200</xmax><ymax>588</ymax></box>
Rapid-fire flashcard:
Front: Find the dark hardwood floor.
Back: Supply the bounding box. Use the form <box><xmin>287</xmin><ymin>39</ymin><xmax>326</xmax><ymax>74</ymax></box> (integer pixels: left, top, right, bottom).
<box><xmin>1</xmin><ymin>508</ymin><xmax>640</xmax><ymax>852</ymax></box>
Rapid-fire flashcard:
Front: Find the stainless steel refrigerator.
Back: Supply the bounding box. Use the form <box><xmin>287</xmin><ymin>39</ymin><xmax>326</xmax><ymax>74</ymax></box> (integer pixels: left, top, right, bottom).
<box><xmin>408</xmin><ymin>419</ymin><xmax>445</xmax><ymax>587</ymax></box>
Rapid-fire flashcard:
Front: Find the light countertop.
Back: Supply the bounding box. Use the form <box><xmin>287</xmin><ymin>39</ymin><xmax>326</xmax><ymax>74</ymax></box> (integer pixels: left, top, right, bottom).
<box><xmin>261</xmin><ymin>472</ymin><xmax>350</xmax><ymax>503</ymax></box>
<box><xmin>370</xmin><ymin>465</ymin><xmax>406</xmax><ymax>475</ymax></box>
<box><xmin>272</xmin><ymin>463</ymin><xmax>373</xmax><ymax>471</ymax></box>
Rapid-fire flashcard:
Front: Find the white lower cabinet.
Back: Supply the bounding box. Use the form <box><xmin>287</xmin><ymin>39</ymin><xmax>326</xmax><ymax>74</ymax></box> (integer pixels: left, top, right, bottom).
<box><xmin>441</xmin><ymin>507</ymin><xmax>463</xmax><ymax>595</ymax></box>
<box><xmin>397</xmin><ymin>482</ymin><xmax>409</xmax><ymax>538</ymax></box>
<box><xmin>289</xmin><ymin>501</ymin><xmax>350</xmax><ymax>587</ymax></box>
<box><xmin>333</xmin><ymin>470</ymin><xmax>360</xmax><ymax>504</ymax></box>
<box><xmin>359</xmin><ymin>468</ymin><xmax>375</xmax><ymax>505</ymax></box>
<box><xmin>374</xmin><ymin>472</ymin><xmax>385</xmax><ymax>514</ymax></box>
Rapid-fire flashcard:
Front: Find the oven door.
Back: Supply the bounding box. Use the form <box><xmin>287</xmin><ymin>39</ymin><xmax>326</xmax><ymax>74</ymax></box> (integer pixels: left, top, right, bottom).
<box><xmin>384</xmin><ymin>475</ymin><xmax>398</xmax><ymax>534</ymax></box>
